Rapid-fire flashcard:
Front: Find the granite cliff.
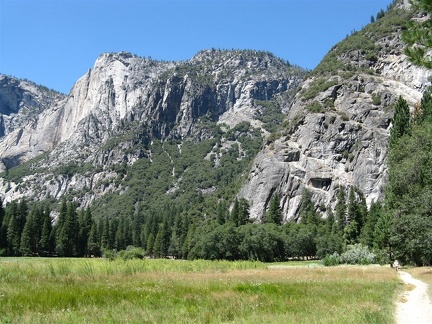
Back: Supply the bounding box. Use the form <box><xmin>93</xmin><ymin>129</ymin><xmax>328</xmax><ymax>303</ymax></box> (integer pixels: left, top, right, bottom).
<box><xmin>238</xmin><ymin>1</ymin><xmax>432</xmax><ymax>221</ymax></box>
<box><xmin>0</xmin><ymin>2</ymin><xmax>430</xmax><ymax>222</ymax></box>
<box><xmin>0</xmin><ymin>50</ymin><xmax>304</xmax><ymax>211</ymax></box>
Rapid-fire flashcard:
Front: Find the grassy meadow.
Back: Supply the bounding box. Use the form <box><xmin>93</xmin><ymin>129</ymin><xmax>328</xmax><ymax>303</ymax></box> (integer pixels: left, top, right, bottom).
<box><xmin>0</xmin><ymin>258</ymin><xmax>400</xmax><ymax>323</ymax></box>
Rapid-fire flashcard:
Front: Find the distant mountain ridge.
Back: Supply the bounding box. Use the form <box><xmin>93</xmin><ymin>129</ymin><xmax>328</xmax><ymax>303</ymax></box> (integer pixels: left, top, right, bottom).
<box><xmin>0</xmin><ymin>49</ymin><xmax>305</xmax><ymax>215</ymax></box>
<box><xmin>0</xmin><ymin>1</ymin><xmax>431</xmax><ymax>224</ymax></box>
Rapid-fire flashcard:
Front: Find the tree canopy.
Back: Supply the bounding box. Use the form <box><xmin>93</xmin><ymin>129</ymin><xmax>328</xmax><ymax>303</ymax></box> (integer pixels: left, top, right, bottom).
<box><xmin>402</xmin><ymin>0</ymin><xmax>432</xmax><ymax>69</ymax></box>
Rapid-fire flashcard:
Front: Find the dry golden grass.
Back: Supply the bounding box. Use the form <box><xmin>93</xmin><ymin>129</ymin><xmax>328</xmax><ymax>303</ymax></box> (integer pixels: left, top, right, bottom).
<box><xmin>407</xmin><ymin>267</ymin><xmax>432</xmax><ymax>297</ymax></box>
<box><xmin>406</xmin><ymin>283</ymin><xmax>416</xmax><ymax>291</ymax></box>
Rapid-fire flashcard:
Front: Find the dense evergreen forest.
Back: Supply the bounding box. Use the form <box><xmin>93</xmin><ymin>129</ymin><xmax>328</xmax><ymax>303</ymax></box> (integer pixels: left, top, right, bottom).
<box><xmin>0</xmin><ymin>0</ymin><xmax>431</xmax><ymax>265</ymax></box>
<box><xmin>0</xmin><ymin>186</ymin><xmax>383</xmax><ymax>262</ymax></box>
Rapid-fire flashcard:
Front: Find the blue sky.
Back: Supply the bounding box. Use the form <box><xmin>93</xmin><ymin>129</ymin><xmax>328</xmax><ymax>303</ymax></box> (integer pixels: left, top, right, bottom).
<box><xmin>0</xmin><ymin>0</ymin><xmax>392</xmax><ymax>94</ymax></box>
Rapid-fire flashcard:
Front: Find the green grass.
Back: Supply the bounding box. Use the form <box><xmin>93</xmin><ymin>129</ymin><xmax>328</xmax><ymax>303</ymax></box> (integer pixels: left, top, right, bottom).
<box><xmin>0</xmin><ymin>258</ymin><xmax>400</xmax><ymax>323</ymax></box>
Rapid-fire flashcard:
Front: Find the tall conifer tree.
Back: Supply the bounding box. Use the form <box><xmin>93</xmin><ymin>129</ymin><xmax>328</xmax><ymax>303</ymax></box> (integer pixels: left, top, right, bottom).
<box><xmin>389</xmin><ymin>96</ymin><xmax>410</xmax><ymax>147</ymax></box>
<box><xmin>39</xmin><ymin>206</ymin><xmax>53</xmax><ymax>255</ymax></box>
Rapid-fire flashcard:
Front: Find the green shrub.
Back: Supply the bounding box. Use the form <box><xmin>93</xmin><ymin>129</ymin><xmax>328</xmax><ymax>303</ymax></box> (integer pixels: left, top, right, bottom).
<box><xmin>322</xmin><ymin>252</ymin><xmax>340</xmax><ymax>266</ymax></box>
<box><xmin>372</xmin><ymin>93</ymin><xmax>382</xmax><ymax>106</ymax></box>
<box><xmin>323</xmin><ymin>244</ymin><xmax>376</xmax><ymax>266</ymax></box>
<box><xmin>102</xmin><ymin>249</ymin><xmax>116</xmax><ymax>261</ymax></box>
<box><xmin>339</xmin><ymin>244</ymin><xmax>376</xmax><ymax>265</ymax></box>
<box><xmin>306</xmin><ymin>101</ymin><xmax>325</xmax><ymax>113</ymax></box>
<box><xmin>301</xmin><ymin>79</ymin><xmax>338</xmax><ymax>101</ymax></box>
<box><xmin>118</xmin><ymin>246</ymin><xmax>145</xmax><ymax>260</ymax></box>
<box><xmin>323</xmin><ymin>98</ymin><xmax>335</xmax><ymax>109</ymax></box>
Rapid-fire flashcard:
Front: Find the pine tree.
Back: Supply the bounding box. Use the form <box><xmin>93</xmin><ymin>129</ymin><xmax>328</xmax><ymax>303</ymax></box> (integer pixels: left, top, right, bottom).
<box><xmin>265</xmin><ymin>194</ymin><xmax>282</xmax><ymax>225</ymax></box>
<box><xmin>216</xmin><ymin>200</ymin><xmax>228</xmax><ymax>225</ymax></box>
<box><xmin>140</xmin><ymin>225</ymin><xmax>148</xmax><ymax>251</ymax></box>
<box><xmin>420</xmin><ymin>90</ymin><xmax>432</xmax><ymax>122</ymax></box>
<box><xmin>326</xmin><ymin>208</ymin><xmax>335</xmax><ymax>232</ymax></box>
<box><xmin>402</xmin><ymin>0</ymin><xmax>432</xmax><ymax>69</ymax></box>
<box><xmin>57</xmin><ymin>202</ymin><xmax>79</xmax><ymax>257</ymax></box>
<box><xmin>384</xmin><ymin>90</ymin><xmax>432</xmax><ymax>264</ymax></box>
<box><xmin>299</xmin><ymin>189</ymin><xmax>320</xmax><ymax>225</ymax></box>
<box><xmin>33</xmin><ymin>206</ymin><xmax>44</xmax><ymax>246</ymax></box>
<box><xmin>108</xmin><ymin>218</ymin><xmax>116</xmax><ymax>250</ymax></box>
<box><xmin>123</xmin><ymin>216</ymin><xmax>132</xmax><ymax>248</ymax></box>
<box><xmin>335</xmin><ymin>187</ymin><xmax>347</xmax><ymax>233</ymax></box>
<box><xmin>360</xmin><ymin>201</ymin><xmax>383</xmax><ymax>248</ymax></box>
<box><xmin>39</xmin><ymin>207</ymin><xmax>53</xmax><ymax>255</ymax></box>
<box><xmin>78</xmin><ymin>208</ymin><xmax>92</xmax><ymax>256</ymax></box>
<box><xmin>389</xmin><ymin>96</ymin><xmax>410</xmax><ymax>147</ymax></box>
<box><xmin>87</xmin><ymin>220</ymin><xmax>101</xmax><ymax>257</ymax></box>
<box><xmin>7</xmin><ymin>212</ymin><xmax>20</xmax><ymax>256</ymax></box>
<box><xmin>376</xmin><ymin>9</ymin><xmax>385</xmax><ymax>20</ymax></box>
<box><xmin>414</xmin><ymin>89</ymin><xmax>432</xmax><ymax>124</ymax></box>
<box><xmin>131</xmin><ymin>212</ymin><xmax>145</xmax><ymax>247</ymax></box>
<box><xmin>0</xmin><ymin>198</ymin><xmax>8</xmax><ymax>252</ymax></box>
<box><xmin>342</xmin><ymin>187</ymin><xmax>366</xmax><ymax>245</ymax></box>
<box><xmin>115</xmin><ymin>218</ymin><xmax>126</xmax><ymax>251</ymax></box>
<box><xmin>167</xmin><ymin>230</ymin><xmax>180</xmax><ymax>258</ymax></box>
<box><xmin>153</xmin><ymin>223</ymin><xmax>168</xmax><ymax>258</ymax></box>
<box><xmin>162</xmin><ymin>218</ymin><xmax>172</xmax><ymax>254</ymax></box>
<box><xmin>55</xmin><ymin>197</ymin><xmax>68</xmax><ymax>245</ymax></box>
<box><xmin>181</xmin><ymin>224</ymin><xmax>195</xmax><ymax>259</ymax></box>
<box><xmin>20</xmin><ymin>212</ymin><xmax>36</xmax><ymax>256</ymax></box>
<box><xmin>16</xmin><ymin>199</ymin><xmax>28</xmax><ymax>239</ymax></box>
<box><xmin>230</xmin><ymin>198</ymin><xmax>240</xmax><ymax>226</ymax></box>
<box><xmin>0</xmin><ymin>198</ymin><xmax>4</xmax><ymax>236</ymax></box>
<box><xmin>237</xmin><ymin>198</ymin><xmax>250</xmax><ymax>226</ymax></box>
<box><xmin>176</xmin><ymin>213</ymin><xmax>192</xmax><ymax>259</ymax></box>
<box><xmin>100</xmin><ymin>217</ymin><xmax>109</xmax><ymax>250</ymax></box>
<box><xmin>4</xmin><ymin>199</ymin><xmax>29</xmax><ymax>256</ymax></box>
<box><xmin>167</xmin><ymin>212</ymin><xmax>185</xmax><ymax>258</ymax></box>
<box><xmin>146</xmin><ymin>232</ymin><xmax>155</xmax><ymax>256</ymax></box>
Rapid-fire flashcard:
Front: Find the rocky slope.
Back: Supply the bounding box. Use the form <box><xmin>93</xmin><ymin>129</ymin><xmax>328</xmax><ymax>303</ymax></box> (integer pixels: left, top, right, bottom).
<box><xmin>1</xmin><ymin>2</ymin><xmax>430</xmax><ymax>222</ymax></box>
<box><xmin>0</xmin><ymin>76</ymin><xmax>66</xmax><ymax>168</ymax></box>
<box><xmin>0</xmin><ymin>50</ymin><xmax>305</xmax><ymax>207</ymax></box>
<box><xmin>238</xmin><ymin>1</ymin><xmax>432</xmax><ymax>221</ymax></box>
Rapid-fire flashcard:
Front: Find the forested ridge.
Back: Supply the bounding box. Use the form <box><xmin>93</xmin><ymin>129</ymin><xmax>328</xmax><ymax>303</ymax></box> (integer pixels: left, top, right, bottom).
<box><xmin>0</xmin><ymin>0</ymin><xmax>431</xmax><ymax>266</ymax></box>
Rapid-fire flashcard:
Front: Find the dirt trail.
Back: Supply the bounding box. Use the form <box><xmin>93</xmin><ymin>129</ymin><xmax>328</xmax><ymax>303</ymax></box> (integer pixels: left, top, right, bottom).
<box><xmin>396</xmin><ymin>271</ymin><xmax>432</xmax><ymax>324</ymax></box>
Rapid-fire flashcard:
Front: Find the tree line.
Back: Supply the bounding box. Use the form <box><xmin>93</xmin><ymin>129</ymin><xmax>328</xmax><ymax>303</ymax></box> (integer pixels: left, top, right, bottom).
<box><xmin>0</xmin><ymin>186</ymin><xmax>384</xmax><ymax>262</ymax></box>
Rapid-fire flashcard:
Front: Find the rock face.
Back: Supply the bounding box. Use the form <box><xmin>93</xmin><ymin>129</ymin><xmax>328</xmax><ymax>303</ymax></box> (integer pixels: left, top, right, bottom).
<box><xmin>238</xmin><ymin>3</ymin><xmax>432</xmax><ymax>221</ymax></box>
<box><xmin>1</xmin><ymin>3</ymin><xmax>431</xmax><ymax>221</ymax></box>
<box><xmin>0</xmin><ymin>76</ymin><xmax>66</xmax><ymax>168</ymax></box>
<box><xmin>0</xmin><ymin>50</ymin><xmax>305</xmax><ymax>205</ymax></box>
